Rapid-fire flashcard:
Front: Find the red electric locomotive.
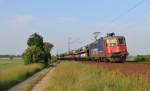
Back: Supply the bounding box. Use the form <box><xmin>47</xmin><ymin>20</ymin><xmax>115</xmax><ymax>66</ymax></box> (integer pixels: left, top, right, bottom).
<box><xmin>59</xmin><ymin>33</ymin><xmax>128</xmax><ymax>62</ymax></box>
<box><xmin>102</xmin><ymin>33</ymin><xmax>128</xmax><ymax>62</ymax></box>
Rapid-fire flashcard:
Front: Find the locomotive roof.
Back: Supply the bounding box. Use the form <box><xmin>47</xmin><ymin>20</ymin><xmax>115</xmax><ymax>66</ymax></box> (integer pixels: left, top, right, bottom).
<box><xmin>88</xmin><ymin>35</ymin><xmax>125</xmax><ymax>45</ymax></box>
<box><xmin>103</xmin><ymin>35</ymin><xmax>125</xmax><ymax>39</ymax></box>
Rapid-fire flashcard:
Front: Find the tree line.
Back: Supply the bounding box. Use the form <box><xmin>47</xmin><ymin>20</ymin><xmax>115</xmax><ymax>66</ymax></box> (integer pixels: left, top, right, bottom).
<box><xmin>0</xmin><ymin>55</ymin><xmax>21</xmax><ymax>58</ymax></box>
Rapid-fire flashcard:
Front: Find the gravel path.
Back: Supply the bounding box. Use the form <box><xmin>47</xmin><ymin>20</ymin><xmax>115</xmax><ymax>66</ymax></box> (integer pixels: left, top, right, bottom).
<box><xmin>31</xmin><ymin>67</ymin><xmax>56</xmax><ymax>91</ymax></box>
<box><xmin>7</xmin><ymin>68</ymin><xmax>50</xmax><ymax>91</ymax></box>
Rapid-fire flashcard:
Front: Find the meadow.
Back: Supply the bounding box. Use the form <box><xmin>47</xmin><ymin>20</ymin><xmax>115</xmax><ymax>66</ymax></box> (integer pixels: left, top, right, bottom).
<box><xmin>0</xmin><ymin>58</ymin><xmax>45</xmax><ymax>91</ymax></box>
<box><xmin>45</xmin><ymin>61</ymin><xmax>150</xmax><ymax>91</ymax></box>
<box><xmin>0</xmin><ymin>58</ymin><xmax>24</xmax><ymax>69</ymax></box>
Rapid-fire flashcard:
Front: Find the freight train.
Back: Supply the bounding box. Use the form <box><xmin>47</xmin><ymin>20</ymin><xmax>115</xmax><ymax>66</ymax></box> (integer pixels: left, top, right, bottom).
<box><xmin>58</xmin><ymin>33</ymin><xmax>128</xmax><ymax>62</ymax></box>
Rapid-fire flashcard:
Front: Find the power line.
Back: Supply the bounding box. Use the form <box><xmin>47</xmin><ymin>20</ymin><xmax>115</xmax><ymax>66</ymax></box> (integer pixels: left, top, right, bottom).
<box><xmin>100</xmin><ymin>0</ymin><xmax>147</xmax><ymax>29</ymax></box>
<box><xmin>111</xmin><ymin>0</ymin><xmax>146</xmax><ymax>22</ymax></box>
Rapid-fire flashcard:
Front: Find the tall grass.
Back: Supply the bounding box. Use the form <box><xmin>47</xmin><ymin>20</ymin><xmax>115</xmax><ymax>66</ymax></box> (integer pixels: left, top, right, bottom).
<box><xmin>0</xmin><ymin>63</ymin><xmax>44</xmax><ymax>91</ymax></box>
<box><xmin>45</xmin><ymin>61</ymin><xmax>150</xmax><ymax>91</ymax></box>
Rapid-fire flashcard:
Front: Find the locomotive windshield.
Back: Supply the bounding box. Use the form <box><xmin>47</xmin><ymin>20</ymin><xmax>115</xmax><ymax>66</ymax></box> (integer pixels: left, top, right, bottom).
<box><xmin>118</xmin><ymin>37</ymin><xmax>126</xmax><ymax>45</ymax></box>
<box><xmin>107</xmin><ymin>38</ymin><xmax>117</xmax><ymax>46</ymax></box>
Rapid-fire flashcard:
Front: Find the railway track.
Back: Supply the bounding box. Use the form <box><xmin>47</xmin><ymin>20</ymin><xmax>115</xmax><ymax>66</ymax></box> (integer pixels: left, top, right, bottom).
<box><xmin>79</xmin><ymin>60</ymin><xmax>150</xmax><ymax>64</ymax></box>
<box><xmin>125</xmin><ymin>61</ymin><xmax>150</xmax><ymax>64</ymax></box>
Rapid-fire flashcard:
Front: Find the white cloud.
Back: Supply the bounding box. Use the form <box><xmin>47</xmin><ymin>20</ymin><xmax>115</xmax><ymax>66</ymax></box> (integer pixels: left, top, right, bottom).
<box><xmin>11</xmin><ymin>15</ymin><xmax>33</xmax><ymax>28</ymax></box>
<box><xmin>0</xmin><ymin>15</ymin><xmax>33</xmax><ymax>31</ymax></box>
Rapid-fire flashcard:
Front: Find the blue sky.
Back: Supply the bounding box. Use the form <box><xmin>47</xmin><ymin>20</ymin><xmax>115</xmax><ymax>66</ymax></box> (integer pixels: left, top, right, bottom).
<box><xmin>0</xmin><ymin>0</ymin><xmax>150</xmax><ymax>55</ymax></box>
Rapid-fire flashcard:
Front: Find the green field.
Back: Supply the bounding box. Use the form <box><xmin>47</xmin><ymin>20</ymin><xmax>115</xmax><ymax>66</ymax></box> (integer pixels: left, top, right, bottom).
<box><xmin>0</xmin><ymin>58</ymin><xmax>24</xmax><ymax>69</ymax></box>
<box><xmin>45</xmin><ymin>61</ymin><xmax>150</xmax><ymax>91</ymax></box>
<box><xmin>0</xmin><ymin>58</ymin><xmax>45</xmax><ymax>91</ymax></box>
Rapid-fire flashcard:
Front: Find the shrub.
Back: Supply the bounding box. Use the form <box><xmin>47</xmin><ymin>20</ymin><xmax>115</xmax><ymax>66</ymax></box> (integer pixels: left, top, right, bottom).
<box><xmin>135</xmin><ymin>55</ymin><xmax>146</xmax><ymax>61</ymax></box>
<box><xmin>134</xmin><ymin>55</ymin><xmax>150</xmax><ymax>62</ymax></box>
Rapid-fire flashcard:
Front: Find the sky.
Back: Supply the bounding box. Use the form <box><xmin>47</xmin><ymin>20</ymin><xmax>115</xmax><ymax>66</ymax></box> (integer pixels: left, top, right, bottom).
<box><xmin>0</xmin><ymin>0</ymin><xmax>150</xmax><ymax>55</ymax></box>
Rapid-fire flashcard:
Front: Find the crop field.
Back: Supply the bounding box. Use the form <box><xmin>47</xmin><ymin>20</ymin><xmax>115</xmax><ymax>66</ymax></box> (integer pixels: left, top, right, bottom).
<box><xmin>0</xmin><ymin>58</ymin><xmax>45</xmax><ymax>91</ymax></box>
<box><xmin>44</xmin><ymin>61</ymin><xmax>150</xmax><ymax>91</ymax></box>
<box><xmin>0</xmin><ymin>58</ymin><xmax>24</xmax><ymax>69</ymax></box>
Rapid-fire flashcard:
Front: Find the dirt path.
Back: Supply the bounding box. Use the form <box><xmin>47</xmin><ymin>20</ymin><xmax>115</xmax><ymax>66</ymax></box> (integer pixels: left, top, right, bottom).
<box><xmin>7</xmin><ymin>67</ymin><xmax>51</xmax><ymax>91</ymax></box>
<box><xmin>31</xmin><ymin>67</ymin><xmax>56</xmax><ymax>91</ymax></box>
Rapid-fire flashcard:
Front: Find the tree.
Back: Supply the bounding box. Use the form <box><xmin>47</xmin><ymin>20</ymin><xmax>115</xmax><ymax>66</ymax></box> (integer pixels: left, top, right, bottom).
<box><xmin>43</xmin><ymin>42</ymin><xmax>54</xmax><ymax>53</ymax></box>
<box><xmin>43</xmin><ymin>42</ymin><xmax>54</xmax><ymax>65</ymax></box>
<box><xmin>22</xmin><ymin>33</ymin><xmax>54</xmax><ymax>65</ymax></box>
<box><xmin>27</xmin><ymin>33</ymin><xmax>43</xmax><ymax>48</ymax></box>
<box><xmin>22</xmin><ymin>47</ymin><xmax>33</xmax><ymax>65</ymax></box>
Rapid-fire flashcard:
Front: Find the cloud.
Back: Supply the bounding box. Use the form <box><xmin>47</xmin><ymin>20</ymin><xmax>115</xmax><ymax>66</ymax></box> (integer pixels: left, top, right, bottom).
<box><xmin>11</xmin><ymin>15</ymin><xmax>33</xmax><ymax>28</ymax></box>
<box><xmin>0</xmin><ymin>15</ymin><xmax>33</xmax><ymax>31</ymax></box>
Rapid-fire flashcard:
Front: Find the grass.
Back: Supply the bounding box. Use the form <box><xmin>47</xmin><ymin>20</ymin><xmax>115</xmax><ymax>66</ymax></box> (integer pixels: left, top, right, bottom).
<box><xmin>0</xmin><ymin>58</ymin><xmax>24</xmax><ymax>69</ymax></box>
<box><xmin>0</xmin><ymin>58</ymin><xmax>45</xmax><ymax>91</ymax></box>
<box><xmin>45</xmin><ymin>61</ymin><xmax>150</xmax><ymax>91</ymax></box>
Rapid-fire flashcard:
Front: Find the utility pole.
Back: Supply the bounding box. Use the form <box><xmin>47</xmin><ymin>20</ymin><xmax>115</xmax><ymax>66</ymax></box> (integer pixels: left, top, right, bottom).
<box><xmin>67</xmin><ymin>37</ymin><xmax>85</xmax><ymax>52</ymax></box>
<box><xmin>68</xmin><ymin>37</ymin><xmax>71</xmax><ymax>52</ymax></box>
<box><xmin>56</xmin><ymin>49</ymin><xmax>59</xmax><ymax>55</ymax></box>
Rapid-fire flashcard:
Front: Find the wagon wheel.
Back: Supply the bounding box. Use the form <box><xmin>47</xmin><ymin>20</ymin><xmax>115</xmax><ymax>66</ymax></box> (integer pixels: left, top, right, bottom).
<box><xmin>110</xmin><ymin>58</ymin><xmax>122</xmax><ymax>63</ymax></box>
<box><xmin>103</xmin><ymin>58</ymin><xmax>109</xmax><ymax>63</ymax></box>
<box><xmin>121</xmin><ymin>56</ymin><xmax>127</xmax><ymax>63</ymax></box>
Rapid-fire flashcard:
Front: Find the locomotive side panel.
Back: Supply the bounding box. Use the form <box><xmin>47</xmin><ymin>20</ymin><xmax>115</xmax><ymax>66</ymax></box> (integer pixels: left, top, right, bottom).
<box><xmin>88</xmin><ymin>39</ymin><xmax>104</xmax><ymax>59</ymax></box>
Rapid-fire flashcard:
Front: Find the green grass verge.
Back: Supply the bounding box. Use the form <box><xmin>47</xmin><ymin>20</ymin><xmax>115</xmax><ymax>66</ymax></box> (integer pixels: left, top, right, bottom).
<box><xmin>45</xmin><ymin>61</ymin><xmax>150</xmax><ymax>91</ymax></box>
<box><xmin>0</xmin><ymin>59</ymin><xmax>44</xmax><ymax>91</ymax></box>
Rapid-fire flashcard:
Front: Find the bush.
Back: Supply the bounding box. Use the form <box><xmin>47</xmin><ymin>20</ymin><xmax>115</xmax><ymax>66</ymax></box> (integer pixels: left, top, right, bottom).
<box><xmin>134</xmin><ymin>55</ymin><xmax>150</xmax><ymax>62</ymax></box>
<box><xmin>135</xmin><ymin>55</ymin><xmax>146</xmax><ymax>61</ymax></box>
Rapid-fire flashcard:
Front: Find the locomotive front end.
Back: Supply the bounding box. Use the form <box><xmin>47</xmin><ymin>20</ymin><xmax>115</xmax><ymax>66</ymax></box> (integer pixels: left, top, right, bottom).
<box><xmin>104</xmin><ymin>35</ymin><xmax>128</xmax><ymax>62</ymax></box>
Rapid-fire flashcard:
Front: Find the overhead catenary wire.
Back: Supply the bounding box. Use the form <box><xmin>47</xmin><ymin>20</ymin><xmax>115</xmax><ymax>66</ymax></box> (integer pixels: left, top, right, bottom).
<box><xmin>69</xmin><ymin>0</ymin><xmax>147</xmax><ymax>51</ymax></box>
<box><xmin>111</xmin><ymin>0</ymin><xmax>146</xmax><ymax>22</ymax></box>
<box><xmin>100</xmin><ymin>0</ymin><xmax>147</xmax><ymax>29</ymax></box>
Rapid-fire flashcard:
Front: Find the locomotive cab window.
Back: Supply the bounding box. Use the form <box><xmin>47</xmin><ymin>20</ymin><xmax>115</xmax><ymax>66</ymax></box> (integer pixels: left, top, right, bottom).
<box><xmin>106</xmin><ymin>38</ymin><xmax>117</xmax><ymax>46</ymax></box>
<box><xmin>118</xmin><ymin>37</ymin><xmax>126</xmax><ymax>45</ymax></box>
